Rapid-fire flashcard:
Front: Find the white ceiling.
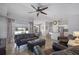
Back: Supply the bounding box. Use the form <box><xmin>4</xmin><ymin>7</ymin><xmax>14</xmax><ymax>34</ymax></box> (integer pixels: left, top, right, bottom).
<box><xmin>1</xmin><ymin>3</ymin><xmax>79</xmax><ymax>21</ymax></box>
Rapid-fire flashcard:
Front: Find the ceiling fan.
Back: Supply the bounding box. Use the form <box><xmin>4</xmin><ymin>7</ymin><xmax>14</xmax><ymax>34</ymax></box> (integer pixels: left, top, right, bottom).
<box><xmin>28</xmin><ymin>4</ymin><xmax>48</xmax><ymax>16</ymax></box>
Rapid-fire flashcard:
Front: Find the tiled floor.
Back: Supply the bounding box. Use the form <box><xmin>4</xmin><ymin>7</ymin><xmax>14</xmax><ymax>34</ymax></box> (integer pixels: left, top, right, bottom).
<box><xmin>6</xmin><ymin>42</ymin><xmax>33</xmax><ymax>55</ymax></box>
<box><xmin>14</xmin><ymin>44</ymin><xmax>33</xmax><ymax>55</ymax></box>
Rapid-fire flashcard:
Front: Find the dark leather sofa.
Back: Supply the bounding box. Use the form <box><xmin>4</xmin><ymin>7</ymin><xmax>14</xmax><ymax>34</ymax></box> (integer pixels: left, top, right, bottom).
<box><xmin>32</xmin><ymin>42</ymin><xmax>67</xmax><ymax>55</ymax></box>
<box><xmin>53</xmin><ymin>42</ymin><xmax>67</xmax><ymax>51</ymax></box>
<box><xmin>52</xmin><ymin>42</ymin><xmax>79</xmax><ymax>55</ymax></box>
<box><xmin>58</xmin><ymin>36</ymin><xmax>69</xmax><ymax>46</ymax></box>
<box><xmin>27</xmin><ymin>39</ymin><xmax>45</xmax><ymax>52</ymax></box>
<box><xmin>15</xmin><ymin>33</ymin><xmax>39</xmax><ymax>48</ymax></box>
<box><xmin>52</xmin><ymin>46</ymin><xmax>79</xmax><ymax>55</ymax></box>
<box><xmin>0</xmin><ymin>38</ymin><xmax>6</xmax><ymax>55</ymax></box>
<box><xmin>0</xmin><ymin>47</ymin><xmax>6</xmax><ymax>55</ymax></box>
<box><xmin>32</xmin><ymin>42</ymin><xmax>79</xmax><ymax>55</ymax></box>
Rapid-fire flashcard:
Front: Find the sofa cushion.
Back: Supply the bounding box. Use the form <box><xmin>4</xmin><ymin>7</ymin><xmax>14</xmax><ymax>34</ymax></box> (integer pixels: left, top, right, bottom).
<box><xmin>27</xmin><ymin>39</ymin><xmax>45</xmax><ymax>52</ymax></box>
<box><xmin>33</xmin><ymin>45</ymin><xmax>45</xmax><ymax>55</ymax></box>
<box><xmin>27</xmin><ymin>39</ymin><xmax>45</xmax><ymax>46</ymax></box>
<box><xmin>53</xmin><ymin>42</ymin><xmax>67</xmax><ymax>51</ymax></box>
<box><xmin>52</xmin><ymin>50</ymin><xmax>77</xmax><ymax>55</ymax></box>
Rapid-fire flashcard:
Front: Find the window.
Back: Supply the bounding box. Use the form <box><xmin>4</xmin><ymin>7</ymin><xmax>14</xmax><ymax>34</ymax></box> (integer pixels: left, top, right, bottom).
<box><xmin>15</xmin><ymin>27</ymin><xmax>29</xmax><ymax>35</ymax></box>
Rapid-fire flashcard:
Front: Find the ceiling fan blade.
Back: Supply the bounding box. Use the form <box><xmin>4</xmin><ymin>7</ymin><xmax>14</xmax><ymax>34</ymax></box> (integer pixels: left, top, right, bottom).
<box><xmin>40</xmin><ymin>7</ymin><xmax>48</xmax><ymax>11</ymax></box>
<box><xmin>37</xmin><ymin>13</ymin><xmax>39</xmax><ymax>16</ymax></box>
<box><xmin>31</xmin><ymin>5</ymin><xmax>37</xmax><ymax>10</ymax></box>
<box><xmin>40</xmin><ymin>11</ymin><xmax>47</xmax><ymax>15</ymax></box>
<box><xmin>28</xmin><ymin>11</ymin><xmax>36</xmax><ymax>13</ymax></box>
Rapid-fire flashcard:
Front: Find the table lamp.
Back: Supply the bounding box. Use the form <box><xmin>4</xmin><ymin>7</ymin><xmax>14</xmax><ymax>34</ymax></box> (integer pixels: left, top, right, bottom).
<box><xmin>73</xmin><ymin>31</ymin><xmax>79</xmax><ymax>43</ymax></box>
<box><xmin>73</xmin><ymin>32</ymin><xmax>79</xmax><ymax>37</ymax></box>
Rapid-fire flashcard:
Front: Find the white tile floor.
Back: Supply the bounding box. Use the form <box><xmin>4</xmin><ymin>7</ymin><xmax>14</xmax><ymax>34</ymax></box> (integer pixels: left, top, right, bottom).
<box><xmin>6</xmin><ymin>43</ymin><xmax>33</xmax><ymax>55</ymax></box>
<box><xmin>14</xmin><ymin>44</ymin><xmax>33</xmax><ymax>55</ymax></box>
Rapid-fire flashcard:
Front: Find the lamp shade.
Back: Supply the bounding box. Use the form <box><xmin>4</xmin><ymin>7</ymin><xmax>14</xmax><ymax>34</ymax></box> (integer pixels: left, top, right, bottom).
<box><xmin>73</xmin><ymin>32</ymin><xmax>79</xmax><ymax>36</ymax></box>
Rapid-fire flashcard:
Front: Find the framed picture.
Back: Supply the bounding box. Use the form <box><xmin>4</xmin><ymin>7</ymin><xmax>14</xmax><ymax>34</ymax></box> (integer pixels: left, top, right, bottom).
<box><xmin>53</xmin><ymin>20</ymin><xmax>57</xmax><ymax>25</ymax></box>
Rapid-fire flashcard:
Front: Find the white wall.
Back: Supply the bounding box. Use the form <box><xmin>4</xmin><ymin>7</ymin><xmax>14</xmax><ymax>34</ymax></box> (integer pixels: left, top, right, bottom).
<box><xmin>68</xmin><ymin>15</ymin><xmax>79</xmax><ymax>34</ymax></box>
<box><xmin>0</xmin><ymin>4</ymin><xmax>7</xmax><ymax>38</ymax></box>
<box><xmin>0</xmin><ymin>17</ymin><xmax>7</xmax><ymax>38</ymax></box>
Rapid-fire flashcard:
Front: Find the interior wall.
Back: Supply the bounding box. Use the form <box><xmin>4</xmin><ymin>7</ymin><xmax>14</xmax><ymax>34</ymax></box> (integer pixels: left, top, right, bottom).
<box><xmin>0</xmin><ymin>18</ymin><xmax>7</xmax><ymax>38</ymax></box>
<box><xmin>0</xmin><ymin>4</ymin><xmax>7</xmax><ymax>38</ymax></box>
<box><xmin>68</xmin><ymin>15</ymin><xmax>79</xmax><ymax>34</ymax></box>
<box><xmin>14</xmin><ymin>23</ymin><xmax>28</xmax><ymax>28</ymax></box>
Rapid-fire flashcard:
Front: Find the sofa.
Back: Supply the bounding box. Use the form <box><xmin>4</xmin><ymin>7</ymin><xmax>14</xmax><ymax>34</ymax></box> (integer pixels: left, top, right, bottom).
<box><xmin>58</xmin><ymin>36</ymin><xmax>69</xmax><ymax>46</ymax></box>
<box><xmin>0</xmin><ymin>38</ymin><xmax>6</xmax><ymax>55</ymax></box>
<box><xmin>53</xmin><ymin>42</ymin><xmax>67</xmax><ymax>51</ymax></box>
<box><xmin>27</xmin><ymin>39</ymin><xmax>45</xmax><ymax>52</ymax></box>
<box><xmin>32</xmin><ymin>43</ymin><xmax>79</xmax><ymax>55</ymax></box>
<box><xmin>15</xmin><ymin>33</ymin><xmax>39</xmax><ymax>48</ymax></box>
<box><xmin>52</xmin><ymin>42</ymin><xmax>79</xmax><ymax>55</ymax></box>
<box><xmin>52</xmin><ymin>46</ymin><xmax>79</xmax><ymax>55</ymax></box>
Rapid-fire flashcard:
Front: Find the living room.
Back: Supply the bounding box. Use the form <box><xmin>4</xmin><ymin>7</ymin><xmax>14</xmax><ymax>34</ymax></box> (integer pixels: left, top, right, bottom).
<box><xmin>0</xmin><ymin>3</ymin><xmax>79</xmax><ymax>55</ymax></box>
